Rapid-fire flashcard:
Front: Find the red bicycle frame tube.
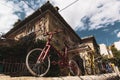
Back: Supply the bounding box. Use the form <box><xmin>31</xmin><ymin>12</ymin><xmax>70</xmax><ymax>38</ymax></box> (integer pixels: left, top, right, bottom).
<box><xmin>37</xmin><ymin>29</ymin><xmax>69</xmax><ymax>63</ymax></box>
<box><xmin>37</xmin><ymin>34</ymin><xmax>53</xmax><ymax>62</ymax></box>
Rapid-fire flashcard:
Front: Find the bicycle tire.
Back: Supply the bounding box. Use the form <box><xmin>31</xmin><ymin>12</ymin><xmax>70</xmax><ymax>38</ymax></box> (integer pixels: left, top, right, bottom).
<box><xmin>69</xmin><ymin>59</ymin><xmax>80</xmax><ymax>76</ymax></box>
<box><xmin>26</xmin><ymin>48</ymin><xmax>50</xmax><ymax>76</ymax></box>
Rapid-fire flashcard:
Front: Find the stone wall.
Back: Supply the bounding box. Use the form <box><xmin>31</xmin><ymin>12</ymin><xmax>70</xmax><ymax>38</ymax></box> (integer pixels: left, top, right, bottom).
<box><xmin>0</xmin><ymin>73</ymin><xmax>119</xmax><ymax>80</ymax></box>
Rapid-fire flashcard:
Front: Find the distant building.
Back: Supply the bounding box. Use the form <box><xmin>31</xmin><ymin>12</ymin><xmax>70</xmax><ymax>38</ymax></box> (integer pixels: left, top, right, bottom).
<box><xmin>107</xmin><ymin>46</ymin><xmax>114</xmax><ymax>58</ymax></box>
<box><xmin>82</xmin><ymin>35</ymin><xmax>100</xmax><ymax>74</ymax></box>
<box><xmin>114</xmin><ymin>41</ymin><xmax>120</xmax><ymax>51</ymax></box>
<box><xmin>99</xmin><ymin>44</ymin><xmax>116</xmax><ymax>73</ymax></box>
<box><xmin>99</xmin><ymin>44</ymin><xmax>114</xmax><ymax>58</ymax></box>
<box><xmin>99</xmin><ymin>44</ymin><xmax>109</xmax><ymax>56</ymax></box>
<box><xmin>82</xmin><ymin>36</ymin><xmax>100</xmax><ymax>59</ymax></box>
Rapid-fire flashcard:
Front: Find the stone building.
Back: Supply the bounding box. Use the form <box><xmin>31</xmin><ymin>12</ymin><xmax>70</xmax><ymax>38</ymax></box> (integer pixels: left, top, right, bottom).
<box><xmin>81</xmin><ymin>35</ymin><xmax>100</xmax><ymax>74</ymax></box>
<box><xmin>4</xmin><ymin>1</ymin><xmax>81</xmax><ymax>54</ymax></box>
<box><xmin>99</xmin><ymin>44</ymin><xmax>113</xmax><ymax>58</ymax></box>
<box><xmin>1</xmin><ymin>1</ymin><xmax>99</xmax><ymax>76</ymax></box>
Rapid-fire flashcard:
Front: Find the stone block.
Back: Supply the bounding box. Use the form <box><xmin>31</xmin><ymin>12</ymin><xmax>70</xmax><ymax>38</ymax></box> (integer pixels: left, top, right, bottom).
<box><xmin>80</xmin><ymin>76</ymin><xmax>93</xmax><ymax>80</ymax></box>
<box><xmin>62</xmin><ymin>76</ymin><xmax>81</xmax><ymax>80</ymax></box>
<box><xmin>0</xmin><ymin>75</ymin><xmax>11</xmax><ymax>80</ymax></box>
<box><xmin>36</xmin><ymin>77</ymin><xmax>53</xmax><ymax>80</ymax></box>
<box><xmin>52</xmin><ymin>77</ymin><xmax>63</xmax><ymax>80</ymax></box>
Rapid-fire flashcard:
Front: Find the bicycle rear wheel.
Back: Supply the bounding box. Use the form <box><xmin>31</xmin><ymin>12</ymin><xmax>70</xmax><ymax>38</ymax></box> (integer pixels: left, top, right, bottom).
<box><xmin>26</xmin><ymin>48</ymin><xmax>50</xmax><ymax>76</ymax></box>
<box><xmin>69</xmin><ymin>60</ymin><xmax>80</xmax><ymax>76</ymax></box>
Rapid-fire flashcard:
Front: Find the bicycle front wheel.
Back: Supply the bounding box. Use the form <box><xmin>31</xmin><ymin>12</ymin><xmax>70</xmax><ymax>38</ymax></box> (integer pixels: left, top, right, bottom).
<box><xmin>69</xmin><ymin>60</ymin><xmax>80</xmax><ymax>76</ymax></box>
<box><xmin>26</xmin><ymin>48</ymin><xmax>50</xmax><ymax>77</ymax></box>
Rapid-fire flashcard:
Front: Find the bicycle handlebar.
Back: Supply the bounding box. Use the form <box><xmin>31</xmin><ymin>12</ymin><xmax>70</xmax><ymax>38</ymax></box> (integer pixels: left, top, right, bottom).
<box><xmin>44</xmin><ymin>29</ymin><xmax>63</xmax><ymax>36</ymax></box>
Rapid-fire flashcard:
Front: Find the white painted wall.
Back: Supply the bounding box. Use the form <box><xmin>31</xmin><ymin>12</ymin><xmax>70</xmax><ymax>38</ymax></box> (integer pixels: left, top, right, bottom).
<box><xmin>99</xmin><ymin>44</ymin><xmax>109</xmax><ymax>56</ymax></box>
<box><xmin>114</xmin><ymin>41</ymin><xmax>120</xmax><ymax>51</ymax></box>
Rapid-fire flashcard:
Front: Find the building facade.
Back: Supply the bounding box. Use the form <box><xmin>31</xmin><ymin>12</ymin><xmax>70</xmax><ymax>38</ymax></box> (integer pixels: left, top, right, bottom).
<box><xmin>99</xmin><ymin>44</ymin><xmax>109</xmax><ymax>56</ymax></box>
<box><xmin>81</xmin><ymin>36</ymin><xmax>100</xmax><ymax>75</ymax></box>
<box><xmin>4</xmin><ymin>1</ymin><xmax>81</xmax><ymax>54</ymax></box>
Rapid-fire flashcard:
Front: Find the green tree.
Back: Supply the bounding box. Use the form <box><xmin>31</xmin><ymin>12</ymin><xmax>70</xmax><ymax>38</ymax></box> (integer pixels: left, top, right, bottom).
<box><xmin>111</xmin><ymin>46</ymin><xmax>120</xmax><ymax>69</ymax></box>
<box><xmin>111</xmin><ymin>47</ymin><xmax>120</xmax><ymax>58</ymax></box>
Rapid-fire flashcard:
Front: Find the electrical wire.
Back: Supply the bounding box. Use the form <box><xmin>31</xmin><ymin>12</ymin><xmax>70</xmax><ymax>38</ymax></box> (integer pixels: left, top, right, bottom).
<box><xmin>0</xmin><ymin>0</ymin><xmax>79</xmax><ymax>13</ymax></box>
<box><xmin>23</xmin><ymin>0</ymin><xmax>36</xmax><ymax>11</ymax></box>
<box><xmin>59</xmin><ymin>0</ymin><xmax>79</xmax><ymax>12</ymax></box>
<box><xmin>0</xmin><ymin>0</ymin><xmax>35</xmax><ymax>11</ymax></box>
<box><xmin>0</xmin><ymin>1</ymin><xmax>18</xmax><ymax>11</ymax></box>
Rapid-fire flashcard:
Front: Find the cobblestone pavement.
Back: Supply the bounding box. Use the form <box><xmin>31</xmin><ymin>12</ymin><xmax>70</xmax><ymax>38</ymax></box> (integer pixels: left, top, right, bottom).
<box><xmin>0</xmin><ymin>73</ymin><xmax>120</xmax><ymax>80</ymax></box>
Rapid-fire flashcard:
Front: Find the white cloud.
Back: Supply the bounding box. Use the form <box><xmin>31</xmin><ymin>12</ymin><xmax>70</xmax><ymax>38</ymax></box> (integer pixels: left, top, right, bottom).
<box><xmin>117</xmin><ymin>32</ymin><xmax>120</xmax><ymax>38</ymax></box>
<box><xmin>0</xmin><ymin>0</ymin><xmax>120</xmax><ymax>33</ymax></box>
<box><xmin>89</xmin><ymin>0</ymin><xmax>120</xmax><ymax>30</ymax></box>
<box><xmin>102</xmin><ymin>29</ymin><xmax>109</xmax><ymax>32</ymax></box>
<box><xmin>0</xmin><ymin>0</ymin><xmax>19</xmax><ymax>33</ymax></box>
<box><xmin>51</xmin><ymin>0</ymin><xmax>120</xmax><ymax>30</ymax></box>
<box><xmin>0</xmin><ymin>0</ymin><xmax>34</xmax><ymax>33</ymax></box>
<box><xmin>114</xmin><ymin>29</ymin><xmax>119</xmax><ymax>33</ymax></box>
<box><xmin>112</xmin><ymin>29</ymin><xmax>119</xmax><ymax>35</ymax></box>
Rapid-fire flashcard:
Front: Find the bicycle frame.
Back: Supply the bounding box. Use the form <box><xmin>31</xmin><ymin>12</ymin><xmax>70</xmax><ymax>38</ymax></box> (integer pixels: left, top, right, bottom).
<box><xmin>37</xmin><ymin>30</ymin><xmax>69</xmax><ymax>66</ymax></box>
<box><xmin>26</xmin><ymin>30</ymin><xmax>80</xmax><ymax>76</ymax></box>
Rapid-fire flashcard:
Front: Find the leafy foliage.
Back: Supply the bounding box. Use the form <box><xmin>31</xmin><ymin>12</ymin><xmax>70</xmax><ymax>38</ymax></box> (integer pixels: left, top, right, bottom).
<box><xmin>111</xmin><ymin>47</ymin><xmax>120</xmax><ymax>58</ymax></box>
<box><xmin>0</xmin><ymin>33</ymin><xmax>60</xmax><ymax>76</ymax></box>
<box><xmin>0</xmin><ymin>39</ymin><xmax>45</xmax><ymax>59</ymax></box>
<box><xmin>111</xmin><ymin>46</ymin><xmax>120</xmax><ymax>69</ymax></box>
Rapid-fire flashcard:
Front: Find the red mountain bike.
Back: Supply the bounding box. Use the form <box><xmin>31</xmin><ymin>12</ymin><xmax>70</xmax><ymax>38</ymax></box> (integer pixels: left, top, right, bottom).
<box><xmin>26</xmin><ymin>29</ymin><xmax>80</xmax><ymax>76</ymax></box>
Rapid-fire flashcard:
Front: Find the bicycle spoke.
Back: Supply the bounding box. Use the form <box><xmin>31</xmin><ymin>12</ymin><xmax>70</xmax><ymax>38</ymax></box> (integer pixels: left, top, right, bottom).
<box><xmin>42</xmin><ymin>61</ymin><xmax>48</xmax><ymax>69</ymax></box>
<box><xmin>69</xmin><ymin>60</ymin><xmax>80</xmax><ymax>76</ymax></box>
<box><xmin>26</xmin><ymin>48</ymin><xmax>50</xmax><ymax>76</ymax></box>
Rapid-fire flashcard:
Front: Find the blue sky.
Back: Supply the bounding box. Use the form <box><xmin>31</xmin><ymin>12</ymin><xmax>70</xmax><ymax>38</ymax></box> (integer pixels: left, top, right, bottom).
<box><xmin>0</xmin><ymin>0</ymin><xmax>120</xmax><ymax>46</ymax></box>
<box><xmin>76</xmin><ymin>21</ymin><xmax>120</xmax><ymax>46</ymax></box>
